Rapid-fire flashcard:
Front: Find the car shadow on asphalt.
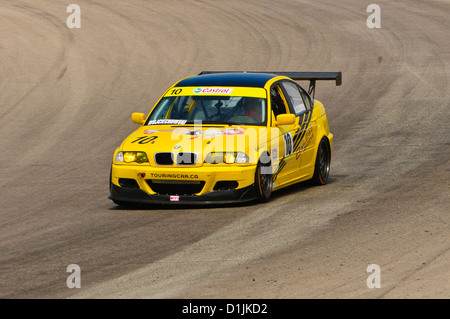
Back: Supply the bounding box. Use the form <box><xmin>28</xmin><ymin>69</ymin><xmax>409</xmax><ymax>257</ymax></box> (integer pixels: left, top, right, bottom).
<box><xmin>108</xmin><ymin>199</ymin><xmax>255</xmax><ymax>211</ymax></box>
<box><xmin>108</xmin><ymin>175</ymin><xmax>344</xmax><ymax>211</ymax></box>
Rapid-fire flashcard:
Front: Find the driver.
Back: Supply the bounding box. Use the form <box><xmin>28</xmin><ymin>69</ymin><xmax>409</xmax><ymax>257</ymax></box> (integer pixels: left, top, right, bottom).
<box><xmin>242</xmin><ymin>99</ymin><xmax>263</xmax><ymax>122</ymax></box>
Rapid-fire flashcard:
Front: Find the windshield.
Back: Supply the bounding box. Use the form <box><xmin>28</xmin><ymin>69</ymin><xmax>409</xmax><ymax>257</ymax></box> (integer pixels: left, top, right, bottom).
<box><xmin>146</xmin><ymin>95</ymin><xmax>267</xmax><ymax>125</ymax></box>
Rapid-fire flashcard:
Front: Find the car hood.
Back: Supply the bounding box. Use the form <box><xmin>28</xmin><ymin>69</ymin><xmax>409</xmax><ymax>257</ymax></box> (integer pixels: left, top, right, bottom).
<box><xmin>120</xmin><ymin>124</ymin><xmax>268</xmax><ymax>161</ymax></box>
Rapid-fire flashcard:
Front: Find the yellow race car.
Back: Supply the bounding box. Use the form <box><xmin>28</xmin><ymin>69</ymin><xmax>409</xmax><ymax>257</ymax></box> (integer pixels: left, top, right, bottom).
<box><xmin>109</xmin><ymin>71</ymin><xmax>341</xmax><ymax>205</ymax></box>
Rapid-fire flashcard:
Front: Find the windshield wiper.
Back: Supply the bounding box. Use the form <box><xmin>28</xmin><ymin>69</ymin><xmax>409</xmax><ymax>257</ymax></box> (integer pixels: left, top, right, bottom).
<box><xmin>185</xmin><ymin>120</ymin><xmax>233</xmax><ymax>125</ymax></box>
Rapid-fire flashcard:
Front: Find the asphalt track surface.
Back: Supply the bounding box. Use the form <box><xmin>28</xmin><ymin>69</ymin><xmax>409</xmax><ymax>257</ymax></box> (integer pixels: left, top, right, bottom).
<box><xmin>0</xmin><ymin>0</ymin><xmax>448</xmax><ymax>299</ymax></box>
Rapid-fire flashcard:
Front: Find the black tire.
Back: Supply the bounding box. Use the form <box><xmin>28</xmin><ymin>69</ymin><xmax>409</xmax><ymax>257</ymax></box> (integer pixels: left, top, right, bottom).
<box><xmin>254</xmin><ymin>154</ymin><xmax>273</xmax><ymax>202</ymax></box>
<box><xmin>311</xmin><ymin>138</ymin><xmax>331</xmax><ymax>185</ymax></box>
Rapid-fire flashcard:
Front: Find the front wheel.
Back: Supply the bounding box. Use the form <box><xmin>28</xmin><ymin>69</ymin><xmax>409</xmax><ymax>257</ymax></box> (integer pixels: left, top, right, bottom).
<box><xmin>311</xmin><ymin>138</ymin><xmax>331</xmax><ymax>185</ymax></box>
<box><xmin>254</xmin><ymin>155</ymin><xmax>273</xmax><ymax>202</ymax></box>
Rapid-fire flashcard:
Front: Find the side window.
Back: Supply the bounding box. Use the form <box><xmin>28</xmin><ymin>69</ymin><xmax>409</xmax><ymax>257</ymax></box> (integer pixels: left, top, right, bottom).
<box><xmin>298</xmin><ymin>85</ymin><xmax>312</xmax><ymax>111</ymax></box>
<box><xmin>270</xmin><ymin>85</ymin><xmax>289</xmax><ymax>117</ymax></box>
<box><xmin>281</xmin><ymin>81</ymin><xmax>307</xmax><ymax>115</ymax></box>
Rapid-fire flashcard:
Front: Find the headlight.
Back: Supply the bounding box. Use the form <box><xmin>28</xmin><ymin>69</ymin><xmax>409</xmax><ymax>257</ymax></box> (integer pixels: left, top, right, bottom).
<box><xmin>204</xmin><ymin>152</ymin><xmax>249</xmax><ymax>164</ymax></box>
<box><xmin>114</xmin><ymin>151</ymin><xmax>149</xmax><ymax>163</ymax></box>
<box><xmin>115</xmin><ymin>151</ymin><xmax>124</xmax><ymax>162</ymax></box>
<box><xmin>235</xmin><ymin>152</ymin><xmax>250</xmax><ymax>163</ymax></box>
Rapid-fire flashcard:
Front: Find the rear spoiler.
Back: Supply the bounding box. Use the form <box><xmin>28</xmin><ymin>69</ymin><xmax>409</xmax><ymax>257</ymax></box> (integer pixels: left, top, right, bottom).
<box><xmin>198</xmin><ymin>71</ymin><xmax>342</xmax><ymax>98</ymax></box>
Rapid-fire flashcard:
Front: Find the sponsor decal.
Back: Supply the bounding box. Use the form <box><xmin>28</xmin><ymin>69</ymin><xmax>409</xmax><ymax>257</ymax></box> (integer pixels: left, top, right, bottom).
<box><xmin>295</xmin><ymin>146</ymin><xmax>302</xmax><ymax>160</ymax></box>
<box><xmin>223</xmin><ymin>127</ymin><xmax>245</xmax><ymax>135</ymax></box>
<box><xmin>149</xmin><ymin>173</ymin><xmax>199</xmax><ymax>179</ymax></box>
<box><xmin>137</xmin><ymin>172</ymin><xmax>146</xmax><ymax>179</ymax></box>
<box><xmin>131</xmin><ymin>136</ymin><xmax>158</xmax><ymax>144</ymax></box>
<box><xmin>193</xmin><ymin>87</ymin><xmax>234</xmax><ymax>94</ymax></box>
<box><xmin>271</xmin><ymin>149</ymin><xmax>278</xmax><ymax>161</ymax></box>
<box><xmin>144</xmin><ymin>127</ymin><xmax>244</xmax><ymax>138</ymax></box>
<box><xmin>170</xmin><ymin>195</ymin><xmax>180</xmax><ymax>202</ymax></box>
<box><xmin>282</xmin><ymin>132</ymin><xmax>294</xmax><ymax>157</ymax></box>
<box><xmin>296</xmin><ymin>124</ymin><xmax>314</xmax><ymax>158</ymax></box>
<box><xmin>202</xmin><ymin>127</ymin><xmax>244</xmax><ymax>138</ymax></box>
<box><xmin>148</xmin><ymin>119</ymin><xmax>187</xmax><ymax>125</ymax></box>
<box><xmin>203</xmin><ymin>129</ymin><xmax>222</xmax><ymax>137</ymax></box>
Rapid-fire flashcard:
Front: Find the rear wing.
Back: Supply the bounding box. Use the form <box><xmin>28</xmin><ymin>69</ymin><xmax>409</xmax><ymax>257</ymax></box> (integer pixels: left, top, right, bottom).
<box><xmin>198</xmin><ymin>71</ymin><xmax>342</xmax><ymax>98</ymax></box>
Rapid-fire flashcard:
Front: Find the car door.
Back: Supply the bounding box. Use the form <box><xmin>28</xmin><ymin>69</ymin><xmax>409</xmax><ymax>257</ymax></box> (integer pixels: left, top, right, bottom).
<box><xmin>280</xmin><ymin>80</ymin><xmax>317</xmax><ymax>178</ymax></box>
<box><xmin>269</xmin><ymin>82</ymin><xmax>298</xmax><ymax>186</ymax></box>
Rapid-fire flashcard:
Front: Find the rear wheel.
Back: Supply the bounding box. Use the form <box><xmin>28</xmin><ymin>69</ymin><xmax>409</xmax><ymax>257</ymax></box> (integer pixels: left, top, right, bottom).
<box><xmin>254</xmin><ymin>154</ymin><xmax>273</xmax><ymax>202</ymax></box>
<box><xmin>311</xmin><ymin>138</ymin><xmax>330</xmax><ymax>185</ymax></box>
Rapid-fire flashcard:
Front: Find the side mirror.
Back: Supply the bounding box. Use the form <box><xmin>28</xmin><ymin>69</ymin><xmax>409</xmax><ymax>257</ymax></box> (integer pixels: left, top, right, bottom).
<box><xmin>131</xmin><ymin>113</ymin><xmax>146</xmax><ymax>125</ymax></box>
<box><xmin>275</xmin><ymin>114</ymin><xmax>296</xmax><ymax>126</ymax></box>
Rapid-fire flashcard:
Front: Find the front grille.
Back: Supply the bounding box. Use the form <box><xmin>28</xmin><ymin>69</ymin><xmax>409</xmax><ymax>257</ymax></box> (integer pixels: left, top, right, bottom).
<box><xmin>146</xmin><ymin>180</ymin><xmax>205</xmax><ymax>195</ymax></box>
<box><xmin>154</xmin><ymin>152</ymin><xmax>198</xmax><ymax>166</ymax></box>
<box><xmin>176</xmin><ymin>152</ymin><xmax>198</xmax><ymax>165</ymax></box>
<box><xmin>154</xmin><ymin>152</ymin><xmax>174</xmax><ymax>165</ymax></box>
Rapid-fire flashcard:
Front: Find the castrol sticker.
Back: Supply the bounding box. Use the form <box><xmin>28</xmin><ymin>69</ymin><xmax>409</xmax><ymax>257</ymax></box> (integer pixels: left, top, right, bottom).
<box><xmin>193</xmin><ymin>87</ymin><xmax>234</xmax><ymax>94</ymax></box>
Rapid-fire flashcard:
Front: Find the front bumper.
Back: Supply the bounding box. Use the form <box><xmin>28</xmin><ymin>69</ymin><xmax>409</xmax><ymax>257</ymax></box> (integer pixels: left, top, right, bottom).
<box><xmin>109</xmin><ymin>163</ymin><xmax>257</xmax><ymax>205</ymax></box>
<box><xmin>109</xmin><ymin>183</ymin><xmax>256</xmax><ymax>205</ymax></box>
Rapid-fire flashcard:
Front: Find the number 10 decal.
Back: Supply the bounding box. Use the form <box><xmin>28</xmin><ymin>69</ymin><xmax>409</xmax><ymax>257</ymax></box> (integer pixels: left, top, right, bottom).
<box><xmin>131</xmin><ymin>136</ymin><xmax>158</xmax><ymax>144</ymax></box>
<box><xmin>283</xmin><ymin>132</ymin><xmax>293</xmax><ymax>157</ymax></box>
